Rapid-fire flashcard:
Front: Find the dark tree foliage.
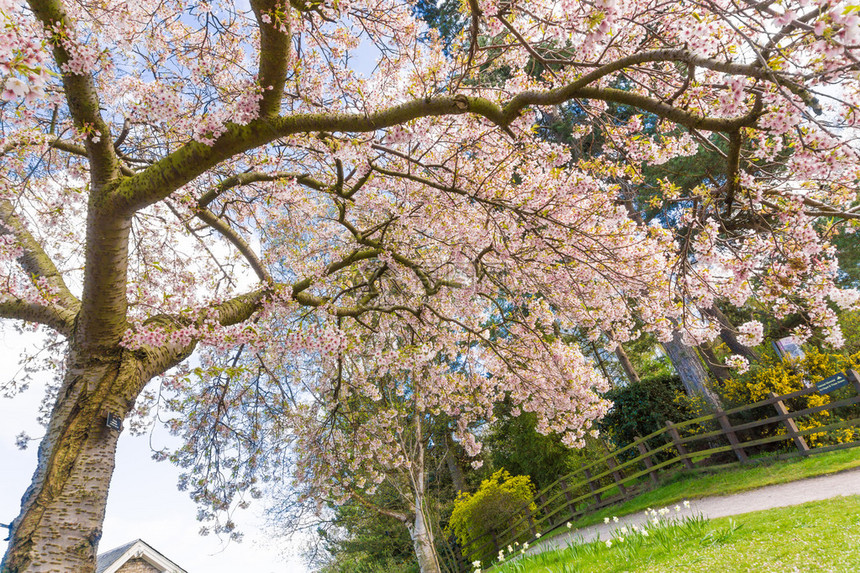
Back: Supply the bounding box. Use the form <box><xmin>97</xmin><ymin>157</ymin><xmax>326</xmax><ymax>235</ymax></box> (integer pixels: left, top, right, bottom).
<box><xmin>833</xmin><ymin>231</ymin><xmax>860</xmax><ymax>288</ymax></box>
<box><xmin>412</xmin><ymin>0</ymin><xmax>466</xmax><ymax>54</ymax></box>
<box><xmin>484</xmin><ymin>407</ymin><xmax>602</xmax><ymax>492</ymax></box>
<box><xmin>318</xmin><ymin>495</ymin><xmax>419</xmax><ymax>573</ymax></box>
<box><xmin>598</xmin><ymin>374</ymin><xmax>699</xmax><ymax>460</ymax></box>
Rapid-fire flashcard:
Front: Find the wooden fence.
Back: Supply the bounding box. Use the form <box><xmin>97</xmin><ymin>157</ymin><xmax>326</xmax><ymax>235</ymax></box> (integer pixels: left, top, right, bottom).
<box><xmin>450</xmin><ymin>369</ymin><xmax>860</xmax><ymax>571</ymax></box>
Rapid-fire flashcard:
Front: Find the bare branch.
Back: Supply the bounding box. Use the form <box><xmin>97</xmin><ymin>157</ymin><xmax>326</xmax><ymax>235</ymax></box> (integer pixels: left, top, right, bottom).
<box><xmin>194</xmin><ymin>207</ymin><xmax>271</xmax><ymax>283</ymax></box>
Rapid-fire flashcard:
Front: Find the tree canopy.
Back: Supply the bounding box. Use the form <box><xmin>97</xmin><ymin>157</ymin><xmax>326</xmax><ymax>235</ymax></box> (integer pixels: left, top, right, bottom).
<box><xmin>2</xmin><ymin>0</ymin><xmax>860</xmax><ymax>571</ymax></box>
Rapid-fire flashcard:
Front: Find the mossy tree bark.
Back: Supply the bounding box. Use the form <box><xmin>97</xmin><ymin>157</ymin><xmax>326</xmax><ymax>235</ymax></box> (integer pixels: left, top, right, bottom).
<box><xmin>663</xmin><ymin>331</ymin><xmax>724</xmax><ymax>410</ymax></box>
<box><xmin>702</xmin><ymin>305</ymin><xmax>761</xmax><ymax>363</ymax></box>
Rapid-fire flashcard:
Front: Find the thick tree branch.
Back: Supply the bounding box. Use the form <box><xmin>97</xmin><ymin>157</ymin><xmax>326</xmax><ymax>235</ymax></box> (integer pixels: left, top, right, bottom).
<box><xmin>0</xmin><ymin>298</ymin><xmax>77</xmax><ymax>335</ymax></box>
<box><xmin>25</xmin><ymin>0</ymin><xmax>132</xmax><ymax>353</ymax></box>
<box><xmin>138</xmin><ymin>289</ymin><xmax>269</xmax><ymax>382</ymax></box>
<box><xmin>251</xmin><ymin>0</ymin><xmax>292</xmax><ymax>117</ymax></box>
<box><xmin>111</xmin><ymin>97</ymin><xmax>487</xmax><ymax>215</ymax></box>
<box><xmin>46</xmin><ymin>139</ymin><xmax>135</xmax><ymax>176</ymax></box>
<box><xmin>724</xmin><ymin>130</ymin><xmax>743</xmax><ymax>215</ymax></box>
<box><xmin>198</xmin><ymin>172</ymin><xmax>325</xmax><ymax>208</ymax></box>
<box><xmin>345</xmin><ymin>484</ymin><xmax>411</xmax><ymax>524</ymax></box>
<box><xmin>26</xmin><ymin>0</ymin><xmax>119</xmax><ymax>187</ymax></box>
<box><xmin>0</xmin><ymin>199</ymin><xmax>80</xmax><ymax>312</ymax></box>
<box><xmin>291</xmin><ymin>248</ymin><xmax>383</xmax><ymax>298</ymax></box>
<box><xmin>112</xmin><ymin>47</ymin><xmax>790</xmax><ymax>217</ymax></box>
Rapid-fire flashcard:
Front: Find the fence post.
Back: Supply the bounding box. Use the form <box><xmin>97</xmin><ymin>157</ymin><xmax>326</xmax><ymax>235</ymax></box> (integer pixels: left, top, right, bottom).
<box><xmin>666</xmin><ymin>420</ymin><xmax>695</xmax><ymax>469</ymax></box>
<box><xmin>601</xmin><ymin>441</ymin><xmax>628</xmax><ymax>496</ymax></box>
<box><xmin>635</xmin><ymin>436</ymin><xmax>659</xmax><ymax>485</ymax></box>
<box><xmin>560</xmin><ymin>479</ymin><xmax>578</xmax><ymax>518</ymax></box>
<box><xmin>449</xmin><ymin>534</ymin><xmax>465</xmax><ymax>573</ymax></box>
<box><xmin>582</xmin><ymin>467</ymin><xmax>602</xmax><ymax>504</ymax></box>
<box><xmin>769</xmin><ymin>391</ymin><xmax>810</xmax><ymax>455</ymax></box>
<box><xmin>538</xmin><ymin>492</ymin><xmax>551</xmax><ymax>526</ymax></box>
<box><xmin>525</xmin><ymin>503</ymin><xmax>537</xmax><ymax>537</ymax></box>
<box><xmin>716</xmin><ymin>410</ymin><xmax>749</xmax><ymax>463</ymax></box>
<box><xmin>849</xmin><ymin>369</ymin><xmax>860</xmax><ymax>395</ymax></box>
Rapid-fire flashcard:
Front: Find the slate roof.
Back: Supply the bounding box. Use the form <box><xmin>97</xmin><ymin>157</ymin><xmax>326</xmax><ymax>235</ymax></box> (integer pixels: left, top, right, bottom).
<box><xmin>96</xmin><ymin>539</ymin><xmax>187</xmax><ymax>573</ymax></box>
<box><xmin>96</xmin><ymin>540</ymin><xmax>139</xmax><ymax>573</ymax></box>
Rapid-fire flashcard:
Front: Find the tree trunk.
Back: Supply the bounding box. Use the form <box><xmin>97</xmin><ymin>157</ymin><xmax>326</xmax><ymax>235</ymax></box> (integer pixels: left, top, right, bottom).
<box><xmin>589</xmin><ymin>341</ymin><xmax>613</xmax><ymax>386</ymax></box>
<box><xmin>614</xmin><ymin>344</ymin><xmax>640</xmax><ymax>385</ymax></box>
<box><xmin>702</xmin><ymin>305</ymin><xmax>760</xmax><ymax>362</ymax></box>
<box><xmin>444</xmin><ymin>434</ymin><xmax>467</xmax><ymax>495</ymax></box>
<box><xmin>2</xmin><ymin>349</ymin><xmax>147</xmax><ymax>573</ymax></box>
<box><xmin>408</xmin><ymin>492</ymin><xmax>442</xmax><ymax>573</ymax></box>
<box><xmin>662</xmin><ymin>331</ymin><xmax>723</xmax><ymax>411</ymax></box>
<box><xmin>404</xmin><ymin>406</ymin><xmax>442</xmax><ymax>573</ymax></box>
<box><xmin>697</xmin><ymin>341</ymin><xmax>730</xmax><ymax>382</ymax></box>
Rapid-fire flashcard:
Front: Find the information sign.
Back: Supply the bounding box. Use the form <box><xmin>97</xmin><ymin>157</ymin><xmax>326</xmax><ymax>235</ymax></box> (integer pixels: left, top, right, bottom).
<box><xmin>774</xmin><ymin>337</ymin><xmax>805</xmax><ymax>360</ymax></box>
<box><xmin>106</xmin><ymin>412</ymin><xmax>123</xmax><ymax>431</ymax></box>
<box><xmin>816</xmin><ymin>372</ymin><xmax>850</xmax><ymax>394</ymax></box>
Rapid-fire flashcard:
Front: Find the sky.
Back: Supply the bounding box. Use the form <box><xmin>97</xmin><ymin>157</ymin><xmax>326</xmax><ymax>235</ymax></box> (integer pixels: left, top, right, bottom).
<box><xmin>0</xmin><ymin>329</ymin><xmax>309</xmax><ymax>572</ymax></box>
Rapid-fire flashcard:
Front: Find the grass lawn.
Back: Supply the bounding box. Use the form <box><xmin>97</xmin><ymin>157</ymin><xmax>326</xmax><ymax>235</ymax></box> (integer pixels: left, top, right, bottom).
<box><xmin>491</xmin><ymin>495</ymin><xmax>860</xmax><ymax>572</ymax></box>
<box><xmin>540</xmin><ymin>446</ymin><xmax>860</xmax><ymax>540</ymax></box>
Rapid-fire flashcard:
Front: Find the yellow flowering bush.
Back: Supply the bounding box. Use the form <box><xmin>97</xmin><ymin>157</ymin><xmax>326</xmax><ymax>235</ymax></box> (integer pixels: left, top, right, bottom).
<box><xmin>447</xmin><ymin>470</ymin><xmax>536</xmax><ymax>563</ymax></box>
<box><xmin>720</xmin><ymin>349</ymin><xmax>860</xmax><ymax>447</ymax></box>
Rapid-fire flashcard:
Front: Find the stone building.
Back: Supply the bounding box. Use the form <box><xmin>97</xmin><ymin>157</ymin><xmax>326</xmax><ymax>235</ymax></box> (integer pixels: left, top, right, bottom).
<box><xmin>96</xmin><ymin>539</ymin><xmax>187</xmax><ymax>573</ymax></box>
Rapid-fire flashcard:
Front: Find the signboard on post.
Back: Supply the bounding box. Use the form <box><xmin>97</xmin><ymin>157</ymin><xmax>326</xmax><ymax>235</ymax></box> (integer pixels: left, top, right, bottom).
<box><xmin>773</xmin><ymin>337</ymin><xmax>805</xmax><ymax>361</ymax></box>
<box><xmin>816</xmin><ymin>372</ymin><xmax>850</xmax><ymax>395</ymax></box>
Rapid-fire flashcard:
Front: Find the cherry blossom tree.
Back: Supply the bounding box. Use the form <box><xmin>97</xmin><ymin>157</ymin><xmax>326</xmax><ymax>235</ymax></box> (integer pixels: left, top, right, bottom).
<box><xmin>2</xmin><ymin>0</ymin><xmax>860</xmax><ymax>571</ymax></box>
<box><xmin>170</xmin><ymin>296</ymin><xmax>612</xmax><ymax>572</ymax></box>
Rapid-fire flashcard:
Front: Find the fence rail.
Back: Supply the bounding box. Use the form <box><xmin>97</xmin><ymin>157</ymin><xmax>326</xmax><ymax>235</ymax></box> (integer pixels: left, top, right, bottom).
<box><xmin>451</xmin><ymin>369</ymin><xmax>860</xmax><ymax>571</ymax></box>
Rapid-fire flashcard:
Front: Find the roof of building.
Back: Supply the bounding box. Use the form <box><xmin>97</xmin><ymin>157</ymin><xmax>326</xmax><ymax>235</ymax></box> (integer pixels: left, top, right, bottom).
<box><xmin>96</xmin><ymin>539</ymin><xmax>187</xmax><ymax>573</ymax></box>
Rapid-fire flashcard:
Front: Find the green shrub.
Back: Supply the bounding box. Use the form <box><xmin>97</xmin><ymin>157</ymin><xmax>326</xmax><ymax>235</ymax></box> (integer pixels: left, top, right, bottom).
<box><xmin>599</xmin><ymin>374</ymin><xmax>700</xmax><ymax>460</ymax></box>
<box><xmin>319</xmin><ymin>554</ymin><xmax>418</xmax><ymax>573</ymax></box>
<box><xmin>486</xmin><ymin>410</ymin><xmax>604</xmax><ymax>491</ymax></box>
<box><xmin>447</xmin><ymin>470</ymin><xmax>536</xmax><ymax>562</ymax></box>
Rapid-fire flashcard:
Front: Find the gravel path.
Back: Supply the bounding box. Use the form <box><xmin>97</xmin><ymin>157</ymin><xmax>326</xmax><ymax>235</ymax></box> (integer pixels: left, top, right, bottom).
<box><xmin>526</xmin><ymin>466</ymin><xmax>860</xmax><ymax>555</ymax></box>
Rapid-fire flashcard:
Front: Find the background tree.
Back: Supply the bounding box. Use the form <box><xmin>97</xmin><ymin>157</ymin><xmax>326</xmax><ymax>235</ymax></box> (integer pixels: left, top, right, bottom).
<box><xmin>316</xmin><ymin>495</ymin><xmax>421</xmax><ymax>573</ymax></box>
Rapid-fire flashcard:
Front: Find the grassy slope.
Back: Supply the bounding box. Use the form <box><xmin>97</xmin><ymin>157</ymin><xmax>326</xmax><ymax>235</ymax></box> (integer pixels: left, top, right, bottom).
<box><xmin>547</xmin><ymin>447</ymin><xmax>860</xmax><ymax>537</ymax></box>
<box><xmin>496</xmin><ymin>495</ymin><xmax>860</xmax><ymax>572</ymax></box>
